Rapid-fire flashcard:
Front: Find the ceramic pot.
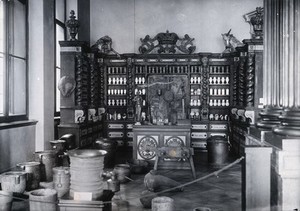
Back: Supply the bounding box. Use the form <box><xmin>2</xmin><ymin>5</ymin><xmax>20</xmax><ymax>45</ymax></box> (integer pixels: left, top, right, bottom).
<box><xmin>94</xmin><ymin>138</ymin><xmax>116</xmax><ymax>168</ymax></box>
<box><xmin>152</xmin><ymin>196</ymin><xmax>174</xmax><ymax>211</ymax></box>
<box><xmin>113</xmin><ymin>164</ymin><xmax>131</xmax><ymax>183</ymax></box>
<box><xmin>127</xmin><ymin>159</ymin><xmax>149</xmax><ymax>174</ymax></box>
<box><xmin>1</xmin><ymin>171</ymin><xmax>27</xmax><ymax>193</ymax></box>
<box><xmin>68</xmin><ymin>149</ymin><xmax>106</xmax><ymax>200</ymax></box>
<box><xmin>35</xmin><ymin>150</ymin><xmax>57</xmax><ymax>182</ymax></box>
<box><xmin>29</xmin><ymin>189</ymin><xmax>57</xmax><ymax>211</ymax></box>
<box><xmin>144</xmin><ymin>170</ymin><xmax>183</xmax><ymax>192</ymax></box>
<box><xmin>52</xmin><ymin>167</ymin><xmax>70</xmax><ymax>198</ymax></box>
<box><xmin>139</xmin><ymin>190</ymin><xmax>158</xmax><ymax>208</ymax></box>
<box><xmin>0</xmin><ymin>190</ymin><xmax>13</xmax><ymax>211</ymax></box>
<box><xmin>17</xmin><ymin>161</ymin><xmax>41</xmax><ymax>191</ymax></box>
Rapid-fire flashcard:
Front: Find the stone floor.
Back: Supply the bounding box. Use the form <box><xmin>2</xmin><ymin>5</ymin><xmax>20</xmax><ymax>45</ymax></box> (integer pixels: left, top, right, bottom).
<box><xmin>10</xmin><ymin>150</ymin><xmax>242</xmax><ymax>211</ymax></box>
<box><xmin>111</xmin><ymin>150</ymin><xmax>242</xmax><ymax>211</ymax></box>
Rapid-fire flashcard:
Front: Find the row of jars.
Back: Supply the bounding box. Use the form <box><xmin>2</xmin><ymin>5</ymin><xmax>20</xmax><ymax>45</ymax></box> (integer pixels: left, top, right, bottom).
<box><xmin>108</xmin><ymin>99</ymin><xmax>127</xmax><ymax>106</ymax></box>
<box><xmin>134</xmin><ymin>88</ymin><xmax>146</xmax><ymax>95</ymax></box>
<box><xmin>209</xmin><ymin>113</ymin><xmax>229</xmax><ymax>121</ymax></box>
<box><xmin>108</xmin><ymin>89</ymin><xmax>127</xmax><ymax>95</ymax></box>
<box><xmin>135</xmin><ymin>77</ymin><xmax>146</xmax><ymax>84</ymax></box>
<box><xmin>209</xmin><ymin>88</ymin><xmax>230</xmax><ymax>96</ymax></box>
<box><xmin>190</xmin><ymin>99</ymin><xmax>202</xmax><ymax>106</ymax></box>
<box><xmin>209</xmin><ymin>99</ymin><xmax>230</xmax><ymax>107</ymax></box>
<box><xmin>209</xmin><ymin>65</ymin><xmax>230</xmax><ymax>74</ymax></box>
<box><xmin>191</xmin><ymin>88</ymin><xmax>201</xmax><ymax>95</ymax></box>
<box><xmin>209</xmin><ymin>76</ymin><xmax>230</xmax><ymax>85</ymax></box>
<box><xmin>108</xmin><ymin>77</ymin><xmax>127</xmax><ymax>85</ymax></box>
<box><xmin>190</xmin><ymin>76</ymin><xmax>201</xmax><ymax>84</ymax></box>
<box><xmin>107</xmin><ymin>66</ymin><xmax>127</xmax><ymax>74</ymax></box>
<box><xmin>107</xmin><ymin>112</ymin><xmax>127</xmax><ymax>120</ymax></box>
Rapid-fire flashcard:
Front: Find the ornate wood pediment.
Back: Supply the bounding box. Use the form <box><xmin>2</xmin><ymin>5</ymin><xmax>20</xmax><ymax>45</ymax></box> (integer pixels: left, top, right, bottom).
<box><xmin>138</xmin><ymin>30</ymin><xmax>196</xmax><ymax>54</ymax></box>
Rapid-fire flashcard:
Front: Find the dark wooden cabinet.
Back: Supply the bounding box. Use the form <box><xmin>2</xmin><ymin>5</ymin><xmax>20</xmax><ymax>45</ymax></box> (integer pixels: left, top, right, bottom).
<box><xmin>58</xmin><ymin>41</ymin><xmax>103</xmax><ymax>148</ymax></box>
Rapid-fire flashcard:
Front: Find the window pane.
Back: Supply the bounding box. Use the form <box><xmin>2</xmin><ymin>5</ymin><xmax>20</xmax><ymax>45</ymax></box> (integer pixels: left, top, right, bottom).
<box><xmin>56</xmin><ymin>25</ymin><xmax>65</xmax><ymax>68</ymax></box>
<box><xmin>8</xmin><ymin>0</ymin><xmax>26</xmax><ymax>58</ymax></box>
<box><xmin>56</xmin><ymin>0</ymin><xmax>65</xmax><ymax>23</ymax></box>
<box><xmin>0</xmin><ymin>56</ymin><xmax>4</xmax><ymax>115</ymax></box>
<box><xmin>9</xmin><ymin>57</ymin><xmax>26</xmax><ymax>115</ymax></box>
<box><xmin>56</xmin><ymin>68</ymin><xmax>60</xmax><ymax>112</ymax></box>
<box><xmin>0</xmin><ymin>1</ymin><xmax>4</xmax><ymax>115</ymax></box>
<box><xmin>0</xmin><ymin>0</ymin><xmax>4</xmax><ymax>53</ymax></box>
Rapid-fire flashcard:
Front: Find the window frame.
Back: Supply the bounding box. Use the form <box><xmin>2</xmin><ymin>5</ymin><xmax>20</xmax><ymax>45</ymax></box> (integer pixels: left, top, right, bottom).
<box><xmin>0</xmin><ymin>0</ymin><xmax>28</xmax><ymax>123</ymax></box>
<box><xmin>54</xmin><ymin>0</ymin><xmax>67</xmax><ymax>117</ymax></box>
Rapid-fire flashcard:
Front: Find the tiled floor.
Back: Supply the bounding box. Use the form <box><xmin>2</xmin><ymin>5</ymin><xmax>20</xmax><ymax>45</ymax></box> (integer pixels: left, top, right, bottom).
<box><xmin>111</xmin><ymin>150</ymin><xmax>242</xmax><ymax>211</ymax></box>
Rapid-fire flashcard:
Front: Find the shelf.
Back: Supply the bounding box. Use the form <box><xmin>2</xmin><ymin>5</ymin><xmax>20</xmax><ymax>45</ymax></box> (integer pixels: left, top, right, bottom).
<box><xmin>107</xmin><ymin>84</ymin><xmax>127</xmax><ymax>86</ymax></box>
<box><xmin>209</xmin><ymin>106</ymin><xmax>230</xmax><ymax>109</ymax></box>
<box><xmin>209</xmin><ymin>73</ymin><xmax>230</xmax><ymax>75</ymax></box>
<box><xmin>209</xmin><ymin>84</ymin><xmax>230</xmax><ymax>86</ymax></box>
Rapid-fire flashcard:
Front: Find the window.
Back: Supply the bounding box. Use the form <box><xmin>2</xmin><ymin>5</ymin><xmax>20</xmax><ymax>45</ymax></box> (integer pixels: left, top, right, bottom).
<box><xmin>0</xmin><ymin>0</ymin><xmax>28</xmax><ymax>122</ymax></box>
<box><xmin>54</xmin><ymin>0</ymin><xmax>66</xmax><ymax>116</ymax></box>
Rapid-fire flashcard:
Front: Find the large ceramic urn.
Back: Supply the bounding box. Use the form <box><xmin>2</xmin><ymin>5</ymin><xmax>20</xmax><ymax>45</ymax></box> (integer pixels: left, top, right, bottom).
<box><xmin>68</xmin><ymin>149</ymin><xmax>107</xmax><ymax>200</ymax></box>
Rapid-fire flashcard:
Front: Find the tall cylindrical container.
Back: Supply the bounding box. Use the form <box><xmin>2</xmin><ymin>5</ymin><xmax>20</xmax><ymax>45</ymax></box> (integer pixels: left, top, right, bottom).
<box><xmin>17</xmin><ymin>161</ymin><xmax>41</xmax><ymax>191</ymax></box>
<box><xmin>68</xmin><ymin>149</ymin><xmax>106</xmax><ymax>200</ymax></box>
<box><xmin>29</xmin><ymin>189</ymin><xmax>57</xmax><ymax>211</ymax></box>
<box><xmin>0</xmin><ymin>190</ymin><xmax>13</xmax><ymax>211</ymax></box>
<box><xmin>94</xmin><ymin>138</ymin><xmax>116</xmax><ymax>168</ymax></box>
<box><xmin>152</xmin><ymin>196</ymin><xmax>174</xmax><ymax>211</ymax></box>
<box><xmin>206</xmin><ymin>136</ymin><xmax>229</xmax><ymax>167</ymax></box>
<box><xmin>52</xmin><ymin>166</ymin><xmax>70</xmax><ymax>198</ymax></box>
<box><xmin>35</xmin><ymin>150</ymin><xmax>57</xmax><ymax>182</ymax></box>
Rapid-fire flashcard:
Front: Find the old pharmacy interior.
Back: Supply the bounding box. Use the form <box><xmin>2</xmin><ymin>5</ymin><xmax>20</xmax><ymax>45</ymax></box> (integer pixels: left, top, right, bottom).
<box><xmin>0</xmin><ymin>0</ymin><xmax>299</xmax><ymax>210</ymax></box>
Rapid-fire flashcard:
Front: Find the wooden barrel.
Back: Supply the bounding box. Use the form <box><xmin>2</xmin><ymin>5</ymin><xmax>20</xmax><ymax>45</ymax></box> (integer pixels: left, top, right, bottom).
<box><xmin>68</xmin><ymin>149</ymin><xmax>106</xmax><ymax>200</ymax></box>
<box><xmin>152</xmin><ymin>196</ymin><xmax>174</xmax><ymax>211</ymax></box>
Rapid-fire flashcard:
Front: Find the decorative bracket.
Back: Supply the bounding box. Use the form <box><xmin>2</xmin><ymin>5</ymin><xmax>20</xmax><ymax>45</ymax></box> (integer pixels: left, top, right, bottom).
<box><xmin>91</xmin><ymin>36</ymin><xmax>121</xmax><ymax>57</ymax></box>
<box><xmin>138</xmin><ymin>30</ymin><xmax>196</xmax><ymax>54</ymax></box>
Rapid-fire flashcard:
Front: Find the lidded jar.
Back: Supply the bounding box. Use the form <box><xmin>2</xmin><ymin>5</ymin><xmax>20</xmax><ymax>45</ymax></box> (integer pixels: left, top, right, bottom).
<box><xmin>53</xmin><ymin>166</ymin><xmax>70</xmax><ymax>198</ymax></box>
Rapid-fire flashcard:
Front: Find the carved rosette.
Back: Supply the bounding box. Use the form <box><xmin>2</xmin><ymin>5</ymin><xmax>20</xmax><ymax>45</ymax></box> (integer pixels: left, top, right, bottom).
<box><xmin>88</xmin><ymin>54</ymin><xmax>99</xmax><ymax>108</ymax></box>
<box><xmin>238</xmin><ymin>56</ymin><xmax>246</xmax><ymax>107</ymax></box>
<box><xmin>98</xmin><ymin>58</ymin><xmax>105</xmax><ymax>107</ymax></box>
<box><xmin>246</xmin><ymin>53</ymin><xmax>255</xmax><ymax>107</ymax></box>
<box><xmin>75</xmin><ymin>54</ymin><xmax>89</xmax><ymax>107</ymax></box>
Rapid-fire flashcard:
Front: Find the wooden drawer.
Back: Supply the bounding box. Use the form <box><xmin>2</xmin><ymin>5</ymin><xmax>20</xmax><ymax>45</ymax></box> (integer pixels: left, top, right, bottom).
<box><xmin>108</xmin><ymin>124</ymin><xmax>124</xmax><ymax>129</ymax></box>
<box><xmin>191</xmin><ymin>132</ymin><xmax>208</xmax><ymax>139</ymax></box>
<box><xmin>108</xmin><ymin>131</ymin><xmax>124</xmax><ymax>138</ymax></box>
<box><xmin>191</xmin><ymin>141</ymin><xmax>207</xmax><ymax>148</ymax></box>
<box><xmin>191</xmin><ymin>124</ymin><xmax>208</xmax><ymax>130</ymax></box>
<box><xmin>209</xmin><ymin>124</ymin><xmax>227</xmax><ymax>130</ymax></box>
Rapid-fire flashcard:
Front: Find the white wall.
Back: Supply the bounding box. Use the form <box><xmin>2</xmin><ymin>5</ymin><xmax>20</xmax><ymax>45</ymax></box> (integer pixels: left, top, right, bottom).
<box><xmin>0</xmin><ymin>126</ymin><xmax>36</xmax><ymax>172</ymax></box>
<box><xmin>28</xmin><ymin>0</ymin><xmax>55</xmax><ymax>151</ymax></box>
<box><xmin>90</xmin><ymin>0</ymin><xmax>263</xmax><ymax>53</ymax></box>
